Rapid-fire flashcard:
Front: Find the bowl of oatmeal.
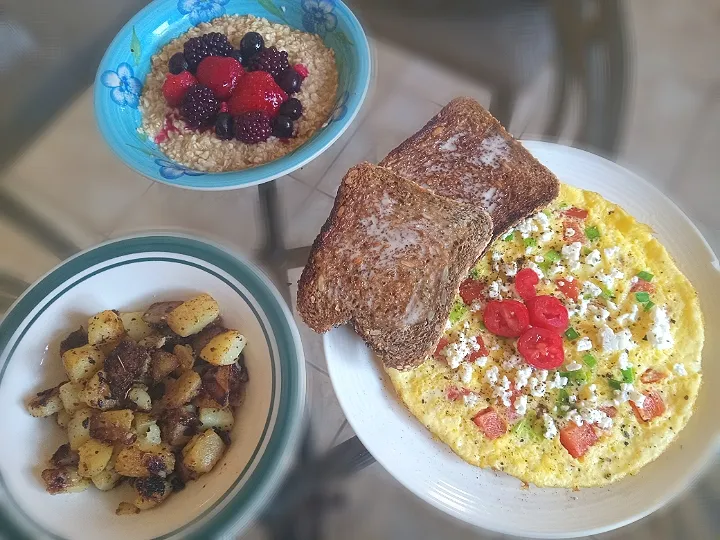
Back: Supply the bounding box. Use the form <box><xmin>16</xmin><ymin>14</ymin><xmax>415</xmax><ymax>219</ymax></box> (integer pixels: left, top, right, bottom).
<box><xmin>94</xmin><ymin>0</ymin><xmax>370</xmax><ymax>190</ymax></box>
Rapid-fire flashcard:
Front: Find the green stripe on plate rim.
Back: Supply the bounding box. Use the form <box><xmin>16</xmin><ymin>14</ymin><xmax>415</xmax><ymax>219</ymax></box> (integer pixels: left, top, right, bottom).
<box><xmin>0</xmin><ymin>234</ymin><xmax>305</xmax><ymax>540</ymax></box>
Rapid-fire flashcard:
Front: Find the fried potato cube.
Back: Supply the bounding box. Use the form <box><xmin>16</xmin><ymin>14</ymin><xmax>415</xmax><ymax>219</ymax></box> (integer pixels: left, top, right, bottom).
<box><xmin>115</xmin><ymin>445</ymin><xmax>175</xmax><ymax>478</ymax></box>
<box><xmin>181</xmin><ymin>429</ymin><xmax>226</xmax><ymax>475</ymax></box>
<box><xmin>41</xmin><ymin>467</ymin><xmax>91</xmax><ymax>494</ymax></box>
<box><xmin>58</xmin><ymin>381</ymin><xmax>85</xmax><ymax>414</ymax></box>
<box><xmin>133</xmin><ymin>477</ymin><xmax>172</xmax><ymax>510</ymax></box>
<box><xmin>62</xmin><ymin>344</ymin><xmax>104</xmax><ymax>383</ymax></box>
<box><xmin>92</xmin><ymin>468</ymin><xmax>122</xmax><ymax>491</ymax></box>
<box><xmin>200</xmin><ymin>330</ymin><xmax>246</xmax><ymax>366</ymax></box>
<box><xmin>151</xmin><ymin>350</ymin><xmax>181</xmax><ymax>384</ymax></box>
<box><xmin>127</xmin><ymin>385</ymin><xmax>152</xmax><ymax>412</ymax></box>
<box><xmin>119</xmin><ymin>311</ymin><xmax>154</xmax><ymax>342</ymax></box>
<box><xmin>81</xmin><ymin>370</ymin><xmax>118</xmax><ymax>410</ymax></box>
<box><xmin>77</xmin><ymin>439</ymin><xmax>113</xmax><ymax>477</ymax></box>
<box><xmin>166</xmin><ymin>294</ymin><xmax>220</xmax><ymax>337</ymax></box>
<box><xmin>134</xmin><ymin>413</ymin><xmax>162</xmax><ymax>451</ymax></box>
<box><xmin>87</xmin><ymin>310</ymin><xmax>126</xmax><ymax>352</ymax></box>
<box><xmin>173</xmin><ymin>344</ymin><xmax>195</xmax><ymax>373</ymax></box>
<box><xmin>89</xmin><ymin>409</ymin><xmax>136</xmax><ymax>445</ymax></box>
<box><xmin>116</xmin><ymin>501</ymin><xmax>141</xmax><ymax>515</ymax></box>
<box><xmin>163</xmin><ymin>371</ymin><xmax>202</xmax><ymax>409</ymax></box>
<box><xmin>198</xmin><ymin>407</ymin><xmax>234</xmax><ymax>431</ymax></box>
<box><xmin>67</xmin><ymin>408</ymin><xmax>93</xmax><ymax>450</ymax></box>
<box><xmin>27</xmin><ymin>384</ymin><xmax>63</xmax><ymax>417</ymax></box>
<box><xmin>56</xmin><ymin>408</ymin><xmax>71</xmax><ymax>428</ymax></box>
<box><xmin>142</xmin><ymin>301</ymin><xmax>183</xmax><ymax>325</ymax></box>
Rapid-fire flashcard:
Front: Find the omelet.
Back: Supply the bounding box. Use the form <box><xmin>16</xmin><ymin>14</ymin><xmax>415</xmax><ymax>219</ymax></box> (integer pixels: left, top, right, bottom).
<box><xmin>387</xmin><ymin>184</ymin><xmax>703</xmax><ymax>488</ymax></box>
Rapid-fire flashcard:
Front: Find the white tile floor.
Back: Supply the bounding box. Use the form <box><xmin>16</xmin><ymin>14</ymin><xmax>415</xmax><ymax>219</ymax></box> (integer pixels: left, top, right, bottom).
<box><xmin>1</xmin><ymin>5</ymin><xmax>719</xmax><ymax>538</ymax></box>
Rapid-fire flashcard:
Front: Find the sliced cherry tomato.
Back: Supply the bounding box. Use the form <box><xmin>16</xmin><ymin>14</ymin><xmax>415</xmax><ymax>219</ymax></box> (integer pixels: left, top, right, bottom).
<box><xmin>459</xmin><ymin>278</ymin><xmax>484</xmax><ymax>305</ymax></box>
<box><xmin>556</xmin><ymin>277</ymin><xmax>579</xmax><ymax>301</ymax></box>
<box><xmin>640</xmin><ymin>368</ymin><xmax>667</xmax><ymax>384</ymax></box>
<box><xmin>599</xmin><ymin>406</ymin><xmax>617</xmax><ymax>418</ymax></box>
<box><xmin>472</xmin><ymin>407</ymin><xmax>507</xmax><ymax>440</ymax></box>
<box><xmin>434</xmin><ymin>337</ymin><xmax>449</xmax><ymax>358</ymax></box>
<box><xmin>483</xmin><ymin>300</ymin><xmax>530</xmax><ymax>338</ymax></box>
<box><xmin>631</xmin><ymin>279</ymin><xmax>655</xmax><ymax>294</ymax></box>
<box><xmin>563</xmin><ymin>207</ymin><xmax>589</xmax><ymax>220</ymax></box>
<box><xmin>563</xmin><ymin>219</ymin><xmax>586</xmax><ymax>243</ymax></box>
<box><xmin>631</xmin><ymin>390</ymin><xmax>666</xmax><ymax>422</ymax></box>
<box><xmin>526</xmin><ymin>295</ymin><xmax>569</xmax><ymax>334</ymax></box>
<box><xmin>560</xmin><ymin>422</ymin><xmax>598</xmax><ymax>458</ymax></box>
<box><xmin>517</xmin><ymin>327</ymin><xmax>565</xmax><ymax>369</ymax></box>
<box><xmin>468</xmin><ymin>334</ymin><xmax>489</xmax><ymax>359</ymax></box>
<box><xmin>515</xmin><ymin>268</ymin><xmax>539</xmax><ymax>300</ymax></box>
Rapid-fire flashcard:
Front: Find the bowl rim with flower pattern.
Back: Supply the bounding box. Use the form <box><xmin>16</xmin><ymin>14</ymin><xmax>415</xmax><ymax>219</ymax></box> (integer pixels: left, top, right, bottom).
<box><xmin>93</xmin><ymin>0</ymin><xmax>370</xmax><ymax>190</ymax></box>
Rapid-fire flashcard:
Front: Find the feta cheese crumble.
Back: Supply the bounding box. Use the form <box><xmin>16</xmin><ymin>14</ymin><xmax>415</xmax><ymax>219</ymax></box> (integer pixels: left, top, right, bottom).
<box><xmin>543</xmin><ymin>413</ymin><xmax>558</xmax><ymax>439</ymax></box>
<box><xmin>576</xmin><ymin>337</ymin><xmax>593</xmax><ymax>352</ymax></box>
<box><xmin>562</xmin><ymin>242</ymin><xmax>582</xmax><ymax>271</ymax></box>
<box><xmin>673</xmin><ymin>363</ymin><xmax>687</xmax><ymax>376</ymax></box>
<box><xmin>648</xmin><ymin>305</ymin><xmax>674</xmax><ymax>350</ymax></box>
<box><xmin>566</xmin><ymin>362</ymin><xmax>583</xmax><ymax>371</ymax></box>
<box><xmin>460</xmin><ymin>363</ymin><xmax>473</xmax><ymax>384</ymax></box>
<box><xmin>485</xmin><ymin>365</ymin><xmax>499</xmax><ymax>385</ymax></box>
<box><xmin>583</xmin><ymin>280</ymin><xmax>603</xmax><ymax>298</ymax></box>
<box><xmin>514</xmin><ymin>395</ymin><xmax>528</xmax><ymax>415</ymax></box>
<box><xmin>548</xmin><ymin>371</ymin><xmax>569</xmax><ymax>389</ymax></box>
<box><xmin>585</xmin><ymin>249</ymin><xmax>602</xmax><ymax>267</ymax></box>
<box><xmin>599</xmin><ymin>325</ymin><xmax>637</xmax><ymax>352</ymax></box>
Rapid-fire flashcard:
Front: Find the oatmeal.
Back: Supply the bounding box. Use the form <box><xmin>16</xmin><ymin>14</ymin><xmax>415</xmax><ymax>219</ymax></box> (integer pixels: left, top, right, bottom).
<box><xmin>139</xmin><ymin>15</ymin><xmax>338</xmax><ymax>172</ymax></box>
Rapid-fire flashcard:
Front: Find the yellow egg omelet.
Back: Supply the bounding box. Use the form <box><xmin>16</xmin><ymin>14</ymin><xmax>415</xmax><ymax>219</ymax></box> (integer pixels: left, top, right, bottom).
<box><xmin>387</xmin><ymin>184</ymin><xmax>703</xmax><ymax>488</ymax></box>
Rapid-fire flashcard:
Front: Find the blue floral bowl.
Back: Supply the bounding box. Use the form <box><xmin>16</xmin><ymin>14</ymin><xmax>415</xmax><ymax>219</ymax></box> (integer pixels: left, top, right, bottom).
<box><xmin>94</xmin><ymin>0</ymin><xmax>370</xmax><ymax>190</ymax></box>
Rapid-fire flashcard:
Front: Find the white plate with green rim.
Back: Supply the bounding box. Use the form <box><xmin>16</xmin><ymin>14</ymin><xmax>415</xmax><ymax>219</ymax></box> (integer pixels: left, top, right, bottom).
<box><xmin>0</xmin><ymin>233</ymin><xmax>305</xmax><ymax>540</ymax></box>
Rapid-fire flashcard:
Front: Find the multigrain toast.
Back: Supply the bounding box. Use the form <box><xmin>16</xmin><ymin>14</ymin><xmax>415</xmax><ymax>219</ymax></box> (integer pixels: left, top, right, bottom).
<box><xmin>297</xmin><ymin>163</ymin><xmax>493</xmax><ymax>370</ymax></box>
<box><xmin>380</xmin><ymin>97</ymin><xmax>559</xmax><ymax>238</ymax></box>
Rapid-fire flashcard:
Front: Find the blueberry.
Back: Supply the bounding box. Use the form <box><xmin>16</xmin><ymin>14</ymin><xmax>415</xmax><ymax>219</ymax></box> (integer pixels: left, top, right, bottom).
<box><xmin>240</xmin><ymin>32</ymin><xmax>264</xmax><ymax>64</ymax></box>
<box><xmin>278</xmin><ymin>98</ymin><xmax>303</xmax><ymax>120</ymax></box>
<box><xmin>272</xmin><ymin>115</ymin><xmax>294</xmax><ymax>138</ymax></box>
<box><xmin>168</xmin><ymin>52</ymin><xmax>189</xmax><ymax>74</ymax></box>
<box><xmin>228</xmin><ymin>49</ymin><xmax>243</xmax><ymax>65</ymax></box>
<box><xmin>215</xmin><ymin>113</ymin><xmax>234</xmax><ymax>140</ymax></box>
<box><xmin>276</xmin><ymin>68</ymin><xmax>301</xmax><ymax>94</ymax></box>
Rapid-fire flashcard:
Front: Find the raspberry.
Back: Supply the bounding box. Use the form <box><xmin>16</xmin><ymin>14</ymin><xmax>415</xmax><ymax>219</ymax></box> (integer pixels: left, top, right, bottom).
<box><xmin>248</xmin><ymin>46</ymin><xmax>290</xmax><ymax>79</ymax></box>
<box><xmin>183</xmin><ymin>32</ymin><xmax>234</xmax><ymax>72</ymax></box>
<box><xmin>293</xmin><ymin>63</ymin><xmax>309</xmax><ymax>79</ymax></box>
<box><xmin>196</xmin><ymin>56</ymin><xmax>244</xmax><ymax>100</ymax></box>
<box><xmin>180</xmin><ymin>85</ymin><xmax>220</xmax><ymax>128</ymax></box>
<box><xmin>162</xmin><ymin>71</ymin><xmax>197</xmax><ymax>107</ymax></box>
<box><xmin>228</xmin><ymin>71</ymin><xmax>288</xmax><ymax>117</ymax></box>
<box><xmin>234</xmin><ymin>111</ymin><xmax>272</xmax><ymax>144</ymax></box>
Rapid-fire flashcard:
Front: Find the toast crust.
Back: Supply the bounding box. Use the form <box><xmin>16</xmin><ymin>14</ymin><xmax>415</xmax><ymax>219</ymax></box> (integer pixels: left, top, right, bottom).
<box><xmin>380</xmin><ymin>97</ymin><xmax>559</xmax><ymax>238</ymax></box>
<box><xmin>297</xmin><ymin>163</ymin><xmax>493</xmax><ymax>370</ymax></box>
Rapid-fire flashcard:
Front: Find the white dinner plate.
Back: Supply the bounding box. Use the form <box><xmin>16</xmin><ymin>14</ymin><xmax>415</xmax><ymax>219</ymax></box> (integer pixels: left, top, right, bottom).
<box><xmin>324</xmin><ymin>141</ymin><xmax>720</xmax><ymax>538</ymax></box>
<box><xmin>0</xmin><ymin>233</ymin><xmax>305</xmax><ymax>540</ymax></box>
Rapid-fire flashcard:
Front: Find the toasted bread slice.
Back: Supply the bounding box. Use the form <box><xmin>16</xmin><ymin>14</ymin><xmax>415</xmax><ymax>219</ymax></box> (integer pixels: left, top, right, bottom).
<box><xmin>297</xmin><ymin>162</ymin><xmax>493</xmax><ymax>370</ymax></box>
<box><xmin>380</xmin><ymin>97</ymin><xmax>559</xmax><ymax>238</ymax></box>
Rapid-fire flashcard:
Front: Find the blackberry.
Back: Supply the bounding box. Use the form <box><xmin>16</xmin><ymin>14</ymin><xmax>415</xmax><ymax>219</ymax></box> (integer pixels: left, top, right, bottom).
<box><xmin>276</xmin><ymin>68</ymin><xmax>301</xmax><ymax>94</ymax></box>
<box><xmin>215</xmin><ymin>112</ymin><xmax>234</xmax><ymax>140</ymax></box>
<box><xmin>234</xmin><ymin>111</ymin><xmax>272</xmax><ymax>144</ymax></box>
<box><xmin>183</xmin><ymin>32</ymin><xmax>233</xmax><ymax>72</ymax></box>
<box><xmin>248</xmin><ymin>46</ymin><xmax>289</xmax><ymax>79</ymax></box>
<box><xmin>168</xmin><ymin>52</ymin><xmax>188</xmax><ymax>74</ymax></box>
<box><xmin>272</xmin><ymin>115</ymin><xmax>294</xmax><ymax>138</ymax></box>
<box><xmin>180</xmin><ymin>85</ymin><xmax>220</xmax><ymax>128</ymax></box>
<box><xmin>278</xmin><ymin>98</ymin><xmax>303</xmax><ymax>120</ymax></box>
<box><xmin>240</xmin><ymin>32</ymin><xmax>264</xmax><ymax>63</ymax></box>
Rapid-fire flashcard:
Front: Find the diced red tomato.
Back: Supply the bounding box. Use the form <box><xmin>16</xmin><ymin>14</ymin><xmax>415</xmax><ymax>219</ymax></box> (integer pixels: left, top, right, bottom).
<box><xmin>472</xmin><ymin>407</ymin><xmax>508</xmax><ymax>440</ymax></box>
<box><xmin>434</xmin><ymin>337</ymin><xmax>449</xmax><ymax>358</ymax></box>
<box><xmin>563</xmin><ymin>207</ymin><xmax>589</xmax><ymax>220</ymax></box>
<box><xmin>483</xmin><ymin>300</ymin><xmax>530</xmax><ymax>338</ymax></box>
<box><xmin>563</xmin><ymin>219</ymin><xmax>587</xmax><ymax>243</ymax></box>
<box><xmin>599</xmin><ymin>406</ymin><xmax>617</xmax><ymax>418</ymax></box>
<box><xmin>631</xmin><ymin>390</ymin><xmax>666</xmax><ymax>422</ymax></box>
<box><xmin>459</xmin><ymin>278</ymin><xmax>484</xmax><ymax>305</ymax></box>
<box><xmin>446</xmin><ymin>386</ymin><xmax>472</xmax><ymax>401</ymax></box>
<box><xmin>526</xmin><ymin>295</ymin><xmax>569</xmax><ymax>333</ymax></box>
<box><xmin>640</xmin><ymin>369</ymin><xmax>667</xmax><ymax>384</ymax></box>
<box><xmin>517</xmin><ymin>327</ymin><xmax>565</xmax><ymax>369</ymax></box>
<box><xmin>560</xmin><ymin>422</ymin><xmax>598</xmax><ymax>458</ymax></box>
<box><xmin>631</xmin><ymin>279</ymin><xmax>655</xmax><ymax>294</ymax></box>
<box><xmin>556</xmin><ymin>277</ymin><xmax>579</xmax><ymax>301</ymax></box>
<box><xmin>515</xmin><ymin>268</ymin><xmax>539</xmax><ymax>300</ymax></box>
<box><xmin>468</xmin><ymin>334</ymin><xmax>489</xmax><ymax>359</ymax></box>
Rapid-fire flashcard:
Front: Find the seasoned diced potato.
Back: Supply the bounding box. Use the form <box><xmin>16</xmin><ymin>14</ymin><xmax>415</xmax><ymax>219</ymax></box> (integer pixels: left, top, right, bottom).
<box><xmin>163</xmin><ymin>371</ymin><xmax>202</xmax><ymax>408</ymax></box>
<box><xmin>166</xmin><ymin>294</ymin><xmax>220</xmax><ymax>337</ymax></box>
<box><xmin>115</xmin><ymin>445</ymin><xmax>175</xmax><ymax>478</ymax></box>
<box><xmin>57</xmin><ymin>408</ymin><xmax>71</xmax><ymax>428</ymax></box>
<box><xmin>62</xmin><ymin>344</ymin><xmax>104</xmax><ymax>383</ymax></box>
<box><xmin>134</xmin><ymin>413</ymin><xmax>162</xmax><ymax>451</ymax></box>
<box><xmin>78</xmin><ymin>439</ymin><xmax>113</xmax><ymax>477</ymax></box>
<box><xmin>173</xmin><ymin>344</ymin><xmax>195</xmax><ymax>373</ymax></box>
<box><xmin>67</xmin><ymin>408</ymin><xmax>93</xmax><ymax>450</ymax></box>
<box><xmin>182</xmin><ymin>429</ymin><xmax>226</xmax><ymax>475</ymax></box>
<box><xmin>127</xmin><ymin>385</ymin><xmax>152</xmax><ymax>412</ymax></box>
<box><xmin>138</xmin><ymin>333</ymin><xmax>167</xmax><ymax>349</ymax></box>
<box><xmin>142</xmin><ymin>301</ymin><xmax>183</xmax><ymax>325</ymax></box>
<box><xmin>116</xmin><ymin>502</ymin><xmax>140</xmax><ymax>515</ymax></box>
<box><xmin>58</xmin><ymin>381</ymin><xmax>85</xmax><ymax>414</ymax></box>
<box><xmin>81</xmin><ymin>370</ymin><xmax>118</xmax><ymax>410</ymax></box>
<box><xmin>89</xmin><ymin>409</ymin><xmax>135</xmax><ymax>444</ymax></box>
<box><xmin>119</xmin><ymin>311</ymin><xmax>154</xmax><ymax>341</ymax></box>
<box><xmin>91</xmin><ymin>468</ymin><xmax>122</xmax><ymax>491</ymax></box>
<box><xmin>50</xmin><ymin>443</ymin><xmax>79</xmax><ymax>468</ymax></box>
<box><xmin>41</xmin><ymin>467</ymin><xmax>91</xmax><ymax>494</ymax></box>
<box><xmin>87</xmin><ymin>310</ymin><xmax>126</xmax><ymax>352</ymax></box>
<box><xmin>199</xmin><ymin>407</ymin><xmax>234</xmax><ymax>431</ymax></box>
<box><xmin>27</xmin><ymin>384</ymin><xmax>63</xmax><ymax>417</ymax></box>
<box><xmin>151</xmin><ymin>350</ymin><xmax>180</xmax><ymax>384</ymax></box>
<box><xmin>200</xmin><ymin>331</ymin><xmax>246</xmax><ymax>366</ymax></box>
<box><xmin>133</xmin><ymin>477</ymin><xmax>172</xmax><ymax>510</ymax></box>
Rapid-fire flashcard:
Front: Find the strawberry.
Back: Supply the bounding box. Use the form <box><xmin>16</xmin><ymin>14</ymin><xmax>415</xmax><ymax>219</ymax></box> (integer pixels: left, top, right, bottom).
<box><xmin>293</xmin><ymin>63</ymin><xmax>309</xmax><ymax>79</ymax></box>
<box><xmin>196</xmin><ymin>56</ymin><xmax>244</xmax><ymax>100</ymax></box>
<box><xmin>228</xmin><ymin>71</ymin><xmax>288</xmax><ymax>117</ymax></box>
<box><xmin>162</xmin><ymin>71</ymin><xmax>197</xmax><ymax>107</ymax></box>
